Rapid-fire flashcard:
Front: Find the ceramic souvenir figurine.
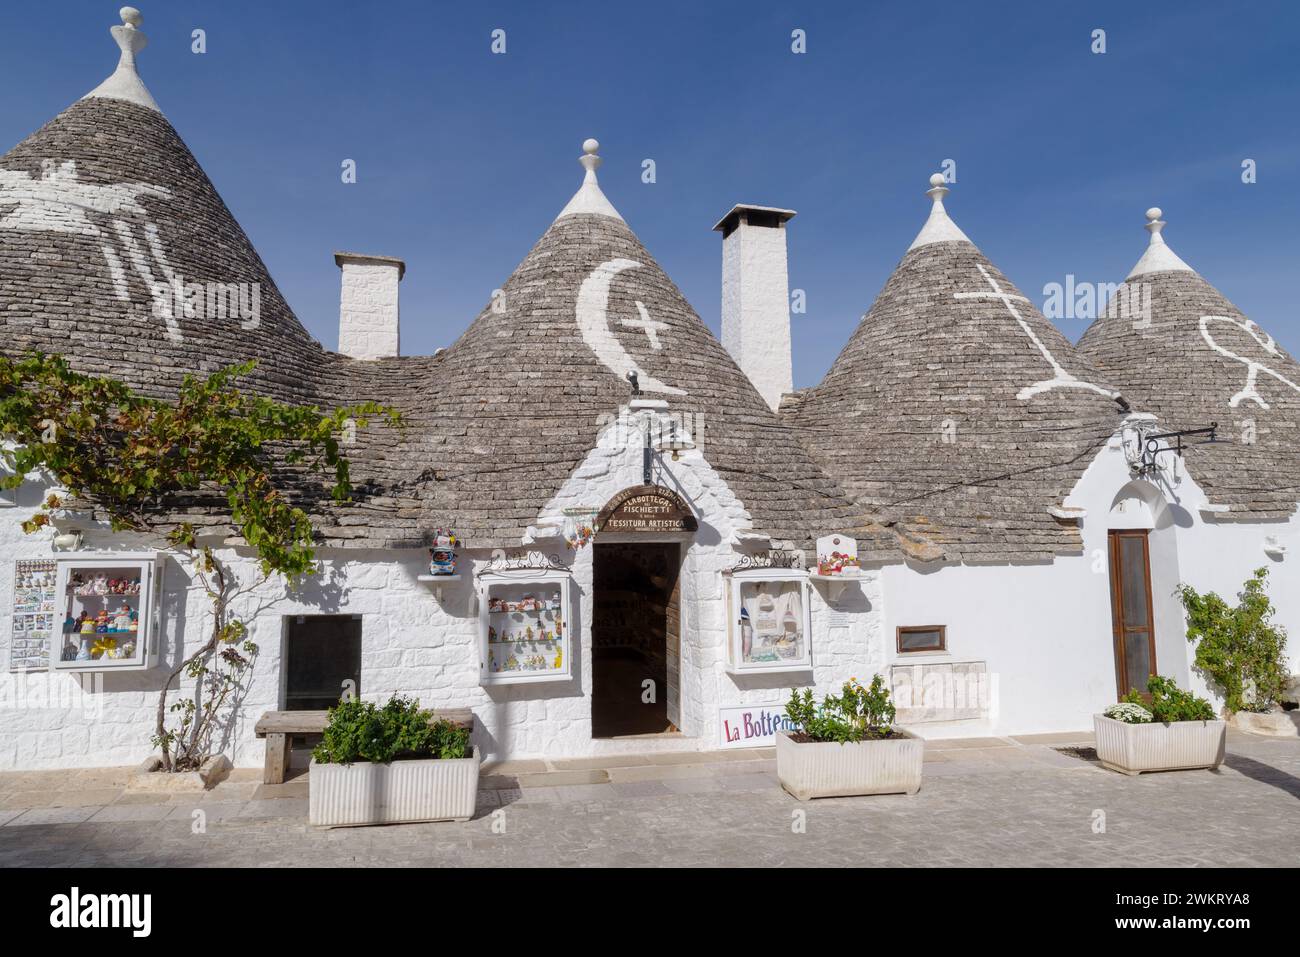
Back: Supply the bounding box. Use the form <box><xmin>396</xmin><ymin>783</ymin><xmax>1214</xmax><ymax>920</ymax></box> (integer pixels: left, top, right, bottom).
<box><xmin>75</xmin><ymin>638</ymin><xmax>92</xmax><ymax>661</ymax></box>
<box><xmin>61</xmin><ymin>639</ymin><xmax>78</xmax><ymax>662</ymax></box>
<box><xmin>112</xmin><ymin>603</ymin><xmax>132</xmax><ymax>633</ymax></box>
<box><xmin>816</xmin><ymin>534</ymin><xmax>861</xmax><ymax>576</ymax></box>
<box><xmin>118</xmin><ymin>639</ymin><xmax>136</xmax><ymax>660</ymax></box>
<box><xmin>62</xmin><ymin>614</ymin><xmax>76</xmax><ymax>635</ymax></box>
<box><xmin>91</xmin><ymin>574</ymin><xmax>109</xmax><ymax>596</ymax></box>
<box><xmin>79</xmin><ymin>613</ymin><xmax>95</xmax><ymax>636</ymax></box>
<box><xmin>428</xmin><ymin>528</ymin><xmax>458</xmax><ymax>576</ymax></box>
<box><xmin>94</xmin><ymin>609</ymin><xmax>110</xmax><ymax>634</ymax></box>
<box><xmin>128</xmin><ymin>610</ymin><xmax>138</xmax><ymax>633</ymax></box>
<box><xmin>91</xmin><ymin>635</ymin><xmax>117</xmax><ymax>659</ymax></box>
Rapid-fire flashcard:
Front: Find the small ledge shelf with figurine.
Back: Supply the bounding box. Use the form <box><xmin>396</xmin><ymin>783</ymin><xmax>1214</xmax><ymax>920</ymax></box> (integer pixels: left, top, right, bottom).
<box><xmin>419</xmin><ymin>529</ymin><xmax>462</xmax><ymax>602</ymax></box>
<box><xmin>725</xmin><ymin>567</ymin><xmax>813</xmax><ymax>676</ymax></box>
<box><xmin>477</xmin><ymin>569</ymin><xmax>572</xmax><ymax>685</ymax></box>
<box><xmin>51</xmin><ymin>553</ymin><xmax>162</xmax><ymax>672</ymax></box>
<box><xmin>809</xmin><ymin>533</ymin><xmax>866</xmax><ymax>601</ymax></box>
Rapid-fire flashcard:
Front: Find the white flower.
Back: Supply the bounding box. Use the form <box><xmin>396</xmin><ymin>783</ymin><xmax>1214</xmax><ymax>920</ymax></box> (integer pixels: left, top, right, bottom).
<box><xmin>1104</xmin><ymin>702</ymin><xmax>1153</xmax><ymax>724</ymax></box>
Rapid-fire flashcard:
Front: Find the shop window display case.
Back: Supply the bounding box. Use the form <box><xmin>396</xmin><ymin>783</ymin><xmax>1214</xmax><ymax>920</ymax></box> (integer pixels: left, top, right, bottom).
<box><xmin>51</xmin><ymin>554</ymin><xmax>162</xmax><ymax>671</ymax></box>
<box><xmin>477</xmin><ymin>570</ymin><xmax>572</xmax><ymax>685</ymax></box>
<box><xmin>725</xmin><ymin>569</ymin><xmax>812</xmax><ymax>674</ymax></box>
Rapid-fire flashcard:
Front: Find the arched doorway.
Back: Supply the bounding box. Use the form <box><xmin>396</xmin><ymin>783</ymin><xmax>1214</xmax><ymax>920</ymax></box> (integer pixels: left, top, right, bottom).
<box><xmin>1106</xmin><ymin>480</ymin><xmax>1182</xmax><ymax>698</ymax></box>
<box><xmin>590</xmin><ymin>485</ymin><xmax>695</xmax><ymax>737</ymax></box>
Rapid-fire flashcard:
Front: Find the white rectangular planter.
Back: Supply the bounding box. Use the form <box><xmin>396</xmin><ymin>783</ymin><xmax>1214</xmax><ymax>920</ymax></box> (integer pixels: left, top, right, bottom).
<box><xmin>309</xmin><ymin>753</ymin><xmax>479</xmax><ymax>827</ymax></box>
<box><xmin>1093</xmin><ymin>715</ymin><xmax>1226</xmax><ymax>775</ymax></box>
<box><xmin>776</xmin><ymin>729</ymin><xmax>922</xmax><ymax>800</ymax></box>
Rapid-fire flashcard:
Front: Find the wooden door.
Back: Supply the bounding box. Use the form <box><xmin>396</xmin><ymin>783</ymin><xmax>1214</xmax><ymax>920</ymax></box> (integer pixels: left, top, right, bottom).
<box><xmin>1107</xmin><ymin>530</ymin><xmax>1157</xmax><ymax>698</ymax></box>
<box><xmin>664</xmin><ymin>544</ymin><xmax>682</xmax><ymax>731</ymax></box>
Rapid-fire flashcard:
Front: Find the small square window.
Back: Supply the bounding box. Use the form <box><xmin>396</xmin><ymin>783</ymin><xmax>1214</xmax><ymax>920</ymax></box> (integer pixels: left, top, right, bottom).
<box><xmin>897</xmin><ymin>625</ymin><xmax>946</xmax><ymax>653</ymax></box>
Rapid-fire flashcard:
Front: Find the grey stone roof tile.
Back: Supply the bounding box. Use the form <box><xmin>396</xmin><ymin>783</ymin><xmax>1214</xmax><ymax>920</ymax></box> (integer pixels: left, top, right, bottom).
<box><xmin>1079</xmin><ymin>268</ymin><xmax>1300</xmax><ymax>516</ymax></box>
<box><xmin>1</xmin><ymin>98</ymin><xmax>900</xmax><ymax>558</ymax></box>
<box><xmin>789</xmin><ymin>239</ymin><xmax>1127</xmax><ymax>563</ymax></box>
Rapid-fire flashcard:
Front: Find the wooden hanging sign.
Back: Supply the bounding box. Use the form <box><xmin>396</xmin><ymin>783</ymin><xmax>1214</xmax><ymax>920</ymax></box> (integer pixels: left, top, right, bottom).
<box><xmin>595</xmin><ymin>485</ymin><xmax>698</xmax><ymax>534</ymax></box>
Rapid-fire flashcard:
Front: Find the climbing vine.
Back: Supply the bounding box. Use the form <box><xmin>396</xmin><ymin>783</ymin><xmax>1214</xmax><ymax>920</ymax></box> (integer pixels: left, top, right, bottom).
<box><xmin>0</xmin><ymin>353</ymin><xmax>400</xmax><ymax>770</ymax></box>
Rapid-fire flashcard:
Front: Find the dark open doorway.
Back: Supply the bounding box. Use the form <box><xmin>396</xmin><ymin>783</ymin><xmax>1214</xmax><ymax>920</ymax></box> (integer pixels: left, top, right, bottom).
<box><xmin>592</xmin><ymin>541</ymin><xmax>681</xmax><ymax>737</ymax></box>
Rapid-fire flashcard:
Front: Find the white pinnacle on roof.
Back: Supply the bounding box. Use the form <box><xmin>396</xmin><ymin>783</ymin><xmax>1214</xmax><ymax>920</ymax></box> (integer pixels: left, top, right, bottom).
<box><xmin>83</xmin><ymin>7</ymin><xmax>161</xmax><ymax>114</ymax></box>
<box><xmin>556</xmin><ymin>139</ymin><xmax>625</xmax><ymax>222</ymax></box>
<box><xmin>907</xmin><ymin>173</ymin><xmax>972</xmax><ymax>250</ymax></box>
<box><xmin>1126</xmin><ymin>207</ymin><xmax>1194</xmax><ymax>279</ymax></box>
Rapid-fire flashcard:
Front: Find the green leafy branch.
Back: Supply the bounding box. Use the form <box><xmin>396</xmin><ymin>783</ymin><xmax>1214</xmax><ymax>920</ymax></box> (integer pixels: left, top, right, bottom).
<box><xmin>0</xmin><ymin>353</ymin><xmax>401</xmax><ymax>770</ymax></box>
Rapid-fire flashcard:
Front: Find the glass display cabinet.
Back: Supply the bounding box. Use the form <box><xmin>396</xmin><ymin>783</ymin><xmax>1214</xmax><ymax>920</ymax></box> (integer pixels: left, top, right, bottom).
<box><xmin>50</xmin><ymin>553</ymin><xmax>162</xmax><ymax>671</ymax></box>
<box><xmin>725</xmin><ymin>569</ymin><xmax>813</xmax><ymax>674</ymax></box>
<box><xmin>477</xmin><ymin>570</ymin><xmax>572</xmax><ymax>685</ymax></box>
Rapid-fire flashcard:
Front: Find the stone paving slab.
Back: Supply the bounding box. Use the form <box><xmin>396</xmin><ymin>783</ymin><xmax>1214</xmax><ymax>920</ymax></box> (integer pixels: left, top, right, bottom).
<box><xmin>660</xmin><ymin>776</ymin><xmax>726</xmax><ymax>794</ymax></box>
<box><xmin>163</xmin><ymin>802</ymin><xmax>246</xmax><ymax>822</ymax></box>
<box><xmin>6</xmin><ymin>806</ymin><xmax>98</xmax><ymax>826</ymax></box>
<box><xmin>1010</xmin><ymin>731</ymin><xmax>1096</xmax><ymax>746</ymax></box>
<box><xmin>0</xmin><ymin>733</ymin><xmax>1295</xmax><ymax>867</ymax></box>
<box><xmin>88</xmin><ymin>803</ymin><xmax>175</xmax><ymax>823</ymax></box>
<box><xmin>926</xmin><ymin>737</ymin><xmax>1017</xmax><ymax>750</ymax></box>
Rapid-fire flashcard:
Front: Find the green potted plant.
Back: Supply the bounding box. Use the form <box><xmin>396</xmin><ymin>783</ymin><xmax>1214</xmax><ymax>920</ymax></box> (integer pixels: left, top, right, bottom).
<box><xmin>1094</xmin><ymin>675</ymin><xmax>1225</xmax><ymax>775</ymax></box>
<box><xmin>309</xmin><ymin>695</ymin><xmax>477</xmax><ymax>826</ymax></box>
<box><xmin>776</xmin><ymin>675</ymin><xmax>921</xmax><ymax>800</ymax></box>
<box><xmin>1178</xmin><ymin>568</ymin><xmax>1294</xmax><ymax>737</ymax></box>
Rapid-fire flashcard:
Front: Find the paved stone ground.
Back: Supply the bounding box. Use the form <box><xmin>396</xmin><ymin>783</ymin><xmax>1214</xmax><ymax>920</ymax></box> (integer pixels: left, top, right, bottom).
<box><xmin>0</xmin><ymin>730</ymin><xmax>1295</xmax><ymax>867</ymax></box>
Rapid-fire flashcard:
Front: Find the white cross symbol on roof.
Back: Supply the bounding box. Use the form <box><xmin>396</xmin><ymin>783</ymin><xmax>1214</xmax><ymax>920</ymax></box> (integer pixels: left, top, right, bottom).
<box><xmin>619</xmin><ymin>300</ymin><xmax>668</xmax><ymax>350</ymax></box>
<box><xmin>954</xmin><ymin>263</ymin><xmax>1115</xmax><ymax>401</ymax></box>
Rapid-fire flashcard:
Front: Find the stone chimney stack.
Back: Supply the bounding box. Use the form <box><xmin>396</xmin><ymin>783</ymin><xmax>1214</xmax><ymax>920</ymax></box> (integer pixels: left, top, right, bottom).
<box><xmin>713</xmin><ymin>205</ymin><xmax>796</xmax><ymax>411</ymax></box>
<box><xmin>334</xmin><ymin>252</ymin><xmax>404</xmax><ymax>359</ymax></box>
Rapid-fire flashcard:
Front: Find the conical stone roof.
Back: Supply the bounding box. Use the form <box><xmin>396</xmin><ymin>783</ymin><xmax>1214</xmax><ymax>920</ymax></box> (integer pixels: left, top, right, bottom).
<box><xmin>357</xmin><ymin>142</ymin><xmax>896</xmax><ymax>553</ymax></box>
<box><xmin>1</xmin><ymin>16</ymin><xmax>891</xmax><ymax>557</ymax></box>
<box><xmin>0</xmin><ymin>11</ymin><xmax>417</xmax><ymax>545</ymax></box>
<box><xmin>1079</xmin><ymin>210</ymin><xmax>1300</xmax><ymax>517</ymax></box>
<box><xmin>788</xmin><ymin>176</ymin><xmax>1126</xmax><ymax>563</ymax></box>
<box><xmin>0</xmin><ymin>12</ymin><xmax>327</xmax><ymax>406</ymax></box>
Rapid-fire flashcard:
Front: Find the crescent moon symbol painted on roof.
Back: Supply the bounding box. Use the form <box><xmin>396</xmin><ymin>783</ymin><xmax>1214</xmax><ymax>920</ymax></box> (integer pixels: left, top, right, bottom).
<box><xmin>575</xmin><ymin>258</ymin><xmax>685</xmax><ymax>395</ymax></box>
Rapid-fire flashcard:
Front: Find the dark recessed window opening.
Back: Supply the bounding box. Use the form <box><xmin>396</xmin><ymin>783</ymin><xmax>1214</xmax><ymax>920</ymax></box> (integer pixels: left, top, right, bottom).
<box><xmin>897</xmin><ymin>625</ymin><xmax>946</xmax><ymax>653</ymax></box>
<box><xmin>284</xmin><ymin>615</ymin><xmax>362</xmax><ymax>711</ymax></box>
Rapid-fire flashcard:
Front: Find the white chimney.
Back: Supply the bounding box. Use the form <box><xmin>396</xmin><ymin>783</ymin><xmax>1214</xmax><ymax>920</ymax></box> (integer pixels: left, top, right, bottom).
<box><xmin>713</xmin><ymin>205</ymin><xmax>796</xmax><ymax>411</ymax></box>
<box><xmin>334</xmin><ymin>252</ymin><xmax>404</xmax><ymax>360</ymax></box>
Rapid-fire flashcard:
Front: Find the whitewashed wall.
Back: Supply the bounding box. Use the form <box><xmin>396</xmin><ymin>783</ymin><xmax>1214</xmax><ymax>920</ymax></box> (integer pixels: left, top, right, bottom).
<box><xmin>5</xmin><ymin>413</ymin><xmax>1290</xmax><ymax>769</ymax></box>
<box><xmin>882</xmin><ymin>427</ymin><xmax>1298</xmax><ymax>737</ymax></box>
<box><xmin>0</xmin><ymin>408</ymin><xmax>887</xmax><ymax>770</ymax></box>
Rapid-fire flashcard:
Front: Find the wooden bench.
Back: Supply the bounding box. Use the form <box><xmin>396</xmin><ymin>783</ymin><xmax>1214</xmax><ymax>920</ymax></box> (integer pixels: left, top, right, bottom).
<box><xmin>254</xmin><ymin>707</ymin><xmax>475</xmax><ymax>785</ymax></box>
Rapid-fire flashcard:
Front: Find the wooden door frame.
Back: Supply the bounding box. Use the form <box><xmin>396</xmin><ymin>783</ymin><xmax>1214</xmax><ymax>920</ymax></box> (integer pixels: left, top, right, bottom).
<box><xmin>1107</xmin><ymin>529</ymin><xmax>1157</xmax><ymax>699</ymax></box>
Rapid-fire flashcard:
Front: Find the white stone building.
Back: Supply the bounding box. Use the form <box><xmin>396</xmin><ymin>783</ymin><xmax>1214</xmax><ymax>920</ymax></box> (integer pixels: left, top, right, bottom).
<box><xmin>0</xmin><ymin>11</ymin><xmax>1294</xmax><ymax>771</ymax></box>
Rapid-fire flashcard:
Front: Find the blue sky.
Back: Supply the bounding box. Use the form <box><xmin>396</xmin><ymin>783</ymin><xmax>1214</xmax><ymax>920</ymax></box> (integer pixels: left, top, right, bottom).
<box><xmin>3</xmin><ymin>0</ymin><xmax>1298</xmax><ymax>388</ymax></box>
